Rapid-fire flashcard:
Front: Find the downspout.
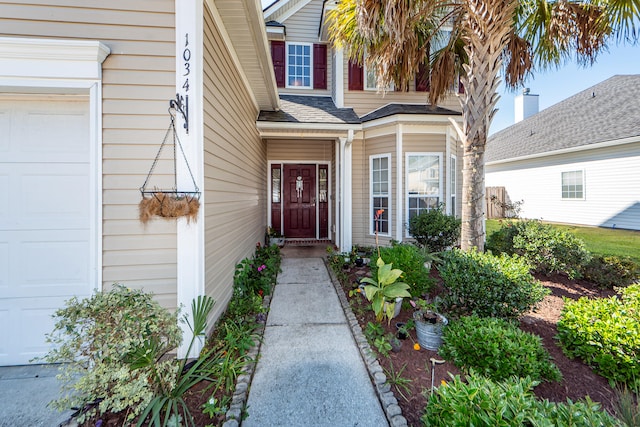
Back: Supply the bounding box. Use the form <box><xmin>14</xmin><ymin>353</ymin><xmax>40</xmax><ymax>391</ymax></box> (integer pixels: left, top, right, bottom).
<box><xmin>339</xmin><ymin>129</ymin><xmax>354</xmax><ymax>251</ymax></box>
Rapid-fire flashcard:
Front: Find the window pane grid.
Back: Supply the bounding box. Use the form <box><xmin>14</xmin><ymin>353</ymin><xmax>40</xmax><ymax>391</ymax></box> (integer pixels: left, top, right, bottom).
<box><xmin>371</xmin><ymin>155</ymin><xmax>390</xmax><ymax>235</ymax></box>
<box><xmin>287</xmin><ymin>44</ymin><xmax>311</xmax><ymax>88</ymax></box>
<box><xmin>562</xmin><ymin>171</ymin><xmax>584</xmax><ymax>199</ymax></box>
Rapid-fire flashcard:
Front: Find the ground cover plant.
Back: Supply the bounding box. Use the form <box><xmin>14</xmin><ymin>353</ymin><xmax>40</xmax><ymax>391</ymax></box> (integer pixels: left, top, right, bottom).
<box><xmin>421</xmin><ymin>373</ymin><xmax>620</xmax><ymax>427</ymax></box>
<box><xmin>440</xmin><ymin>315</ymin><xmax>562</xmax><ymax>383</ymax></box>
<box><xmin>557</xmin><ymin>283</ymin><xmax>640</xmax><ymax>388</ymax></box>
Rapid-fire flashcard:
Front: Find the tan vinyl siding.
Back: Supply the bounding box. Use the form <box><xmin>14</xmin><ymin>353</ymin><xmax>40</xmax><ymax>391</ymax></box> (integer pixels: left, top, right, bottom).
<box><xmin>267</xmin><ymin>139</ymin><xmax>333</xmax><ymax>161</ymax></box>
<box><xmin>342</xmin><ymin>61</ymin><xmax>461</xmax><ymax>116</ymax></box>
<box><xmin>0</xmin><ymin>1</ymin><xmax>178</xmax><ymax>308</ymax></box>
<box><xmin>203</xmin><ymin>5</ymin><xmax>268</xmax><ymax>322</ymax></box>
<box><xmin>354</xmin><ymin>135</ymin><xmax>397</xmax><ymax>247</ymax></box>
<box><xmin>277</xmin><ymin>0</ymin><xmax>331</xmax><ymax>97</ymax></box>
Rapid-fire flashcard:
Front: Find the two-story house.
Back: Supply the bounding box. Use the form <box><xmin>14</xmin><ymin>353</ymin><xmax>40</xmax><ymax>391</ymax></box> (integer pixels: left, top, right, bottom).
<box><xmin>0</xmin><ymin>0</ymin><xmax>463</xmax><ymax>366</ymax></box>
<box><xmin>261</xmin><ymin>0</ymin><xmax>463</xmax><ymax>251</ymax></box>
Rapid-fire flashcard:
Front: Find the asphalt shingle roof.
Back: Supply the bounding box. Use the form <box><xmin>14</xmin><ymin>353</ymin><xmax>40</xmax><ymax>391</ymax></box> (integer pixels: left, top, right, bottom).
<box><xmin>258</xmin><ymin>95</ymin><xmax>361</xmax><ymax>124</ymax></box>
<box><xmin>486</xmin><ymin>75</ymin><xmax>640</xmax><ymax>163</ymax></box>
<box><xmin>360</xmin><ymin>103</ymin><xmax>461</xmax><ymax>122</ymax></box>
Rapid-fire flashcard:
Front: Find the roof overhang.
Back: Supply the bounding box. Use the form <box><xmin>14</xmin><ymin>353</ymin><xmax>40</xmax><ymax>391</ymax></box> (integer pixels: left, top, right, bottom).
<box><xmin>211</xmin><ymin>0</ymin><xmax>280</xmax><ymax>111</ymax></box>
<box><xmin>487</xmin><ymin>134</ymin><xmax>640</xmax><ymax>166</ymax></box>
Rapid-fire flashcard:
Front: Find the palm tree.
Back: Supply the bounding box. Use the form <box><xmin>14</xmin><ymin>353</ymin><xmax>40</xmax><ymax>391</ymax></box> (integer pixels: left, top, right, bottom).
<box><xmin>328</xmin><ymin>0</ymin><xmax>638</xmax><ymax>251</ymax></box>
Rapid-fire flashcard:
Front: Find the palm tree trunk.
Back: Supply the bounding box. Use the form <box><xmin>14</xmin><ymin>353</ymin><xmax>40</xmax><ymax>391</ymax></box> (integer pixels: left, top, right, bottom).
<box><xmin>455</xmin><ymin>0</ymin><xmax>517</xmax><ymax>251</ymax></box>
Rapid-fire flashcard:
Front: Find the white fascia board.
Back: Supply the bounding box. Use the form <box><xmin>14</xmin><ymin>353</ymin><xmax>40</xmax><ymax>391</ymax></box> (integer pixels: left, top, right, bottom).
<box><xmin>486</xmin><ymin>135</ymin><xmax>640</xmax><ymax>166</ymax></box>
<box><xmin>257</xmin><ymin>121</ymin><xmax>361</xmax><ymax>133</ymax></box>
<box><xmin>0</xmin><ymin>37</ymin><xmax>110</xmax><ymax>80</ymax></box>
<box><xmin>362</xmin><ymin>113</ymin><xmax>461</xmax><ymax>129</ymax></box>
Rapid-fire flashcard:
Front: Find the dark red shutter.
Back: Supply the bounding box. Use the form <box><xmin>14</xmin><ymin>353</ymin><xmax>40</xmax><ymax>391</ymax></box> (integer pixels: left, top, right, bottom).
<box><xmin>313</xmin><ymin>44</ymin><xmax>327</xmax><ymax>89</ymax></box>
<box><xmin>271</xmin><ymin>41</ymin><xmax>285</xmax><ymax>88</ymax></box>
<box><xmin>458</xmin><ymin>76</ymin><xmax>465</xmax><ymax>94</ymax></box>
<box><xmin>348</xmin><ymin>60</ymin><xmax>363</xmax><ymax>90</ymax></box>
<box><xmin>416</xmin><ymin>62</ymin><xmax>430</xmax><ymax>92</ymax></box>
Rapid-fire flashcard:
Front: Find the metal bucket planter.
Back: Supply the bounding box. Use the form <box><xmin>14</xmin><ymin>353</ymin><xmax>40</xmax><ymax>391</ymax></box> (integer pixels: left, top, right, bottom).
<box><xmin>384</xmin><ymin>297</ymin><xmax>403</xmax><ymax>319</ymax></box>
<box><xmin>413</xmin><ymin>311</ymin><xmax>448</xmax><ymax>350</ymax></box>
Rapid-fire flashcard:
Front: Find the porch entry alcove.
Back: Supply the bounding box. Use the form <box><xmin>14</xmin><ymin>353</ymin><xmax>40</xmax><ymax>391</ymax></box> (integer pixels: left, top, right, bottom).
<box><xmin>271</xmin><ymin>163</ymin><xmax>329</xmax><ymax>240</ymax></box>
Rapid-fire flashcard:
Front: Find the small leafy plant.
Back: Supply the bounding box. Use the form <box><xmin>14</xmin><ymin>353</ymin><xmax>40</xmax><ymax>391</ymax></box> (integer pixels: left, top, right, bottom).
<box><xmin>408</xmin><ymin>204</ymin><xmax>461</xmax><ymax>253</ymax></box>
<box><xmin>440</xmin><ymin>315</ymin><xmax>562</xmax><ymax>383</ymax></box>
<box><xmin>39</xmin><ymin>285</ymin><xmax>182</xmax><ymax>423</ymax></box>
<box><xmin>370</xmin><ymin>242</ymin><xmax>434</xmax><ymax>298</ymax></box>
<box><xmin>580</xmin><ymin>254</ymin><xmax>640</xmax><ymax>289</ymax></box>
<box><xmin>486</xmin><ymin>219</ymin><xmax>591</xmax><ymax>279</ymax></box>
<box><xmin>361</xmin><ymin>257</ymin><xmax>411</xmax><ymax>323</ymax></box>
<box><xmin>438</xmin><ymin>248</ymin><xmax>549</xmax><ymax>319</ymax></box>
<box><xmin>422</xmin><ymin>373</ymin><xmax>620</xmax><ymax>426</ymax></box>
<box><xmin>557</xmin><ymin>283</ymin><xmax>640</xmax><ymax>387</ymax></box>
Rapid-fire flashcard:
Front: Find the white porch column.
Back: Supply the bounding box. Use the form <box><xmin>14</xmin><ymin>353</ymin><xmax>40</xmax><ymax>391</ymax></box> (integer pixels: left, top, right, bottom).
<box><xmin>338</xmin><ymin>131</ymin><xmax>354</xmax><ymax>251</ymax></box>
<box><xmin>175</xmin><ymin>0</ymin><xmax>205</xmax><ymax>359</ymax></box>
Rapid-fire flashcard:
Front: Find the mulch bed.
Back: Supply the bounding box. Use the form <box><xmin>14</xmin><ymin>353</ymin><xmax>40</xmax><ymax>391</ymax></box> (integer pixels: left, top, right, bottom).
<box><xmin>338</xmin><ymin>264</ymin><xmax>620</xmax><ymax>427</ymax></box>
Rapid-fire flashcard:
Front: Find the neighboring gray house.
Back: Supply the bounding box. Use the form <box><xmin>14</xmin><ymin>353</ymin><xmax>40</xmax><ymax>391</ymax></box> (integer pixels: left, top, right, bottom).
<box><xmin>486</xmin><ymin>75</ymin><xmax>640</xmax><ymax>231</ymax></box>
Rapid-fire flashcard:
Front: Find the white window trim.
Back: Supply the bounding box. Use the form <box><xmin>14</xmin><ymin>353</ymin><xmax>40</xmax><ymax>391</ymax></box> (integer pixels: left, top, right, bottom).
<box><xmin>561</xmin><ymin>169</ymin><xmax>586</xmax><ymax>200</ymax></box>
<box><xmin>405</xmin><ymin>152</ymin><xmax>443</xmax><ymax>237</ymax></box>
<box><xmin>450</xmin><ymin>154</ymin><xmax>457</xmax><ymax>216</ymax></box>
<box><xmin>285</xmin><ymin>42</ymin><xmax>313</xmax><ymax>89</ymax></box>
<box><xmin>370</xmin><ymin>153</ymin><xmax>392</xmax><ymax>237</ymax></box>
<box><xmin>364</xmin><ymin>60</ymin><xmax>394</xmax><ymax>92</ymax></box>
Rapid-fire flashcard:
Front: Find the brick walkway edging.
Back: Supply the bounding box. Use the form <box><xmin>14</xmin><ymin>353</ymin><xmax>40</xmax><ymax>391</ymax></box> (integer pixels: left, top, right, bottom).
<box><xmin>222</xmin><ymin>259</ymin><xmax>408</xmax><ymax>427</ymax></box>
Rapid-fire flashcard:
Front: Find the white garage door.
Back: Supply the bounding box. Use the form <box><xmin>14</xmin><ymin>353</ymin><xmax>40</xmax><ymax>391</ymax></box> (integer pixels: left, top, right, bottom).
<box><xmin>0</xmin><ymin>96</ymin><xmax>92</xmax><ymax>366</ymax></box>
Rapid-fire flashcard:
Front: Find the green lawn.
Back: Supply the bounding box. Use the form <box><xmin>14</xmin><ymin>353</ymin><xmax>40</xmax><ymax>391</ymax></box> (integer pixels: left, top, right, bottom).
<box><xmin>485</xmin><ymin>219</ymin><xmax>640</xmax><ymax>264</ymax></box>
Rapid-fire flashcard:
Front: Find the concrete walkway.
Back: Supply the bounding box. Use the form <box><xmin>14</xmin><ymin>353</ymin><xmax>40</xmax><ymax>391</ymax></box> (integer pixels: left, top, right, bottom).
<box><xmin>0</xmin><ymin>364</ymin><xmax>73</xmax><ymax>427</ymax></box>
<box><xmin>243</xmin><ymin>257</ymin><xmax>389</xmax><ymax>427</ymax></box>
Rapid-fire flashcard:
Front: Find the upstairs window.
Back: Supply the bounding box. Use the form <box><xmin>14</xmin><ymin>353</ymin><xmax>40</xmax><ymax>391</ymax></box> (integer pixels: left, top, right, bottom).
<box><xmin>272</xmin><ymin>42</ymin><xmax>326</xmax><ymax>89</ymax></box>
<box><xmin>562</xmin><ymin>170</ymin><xmax>584</xmax><ymax>199</ymax></box>
<box><xmin>287</xmin><ymin>43</ymin><xmax>312</xmax><ymax>88</ymax></box>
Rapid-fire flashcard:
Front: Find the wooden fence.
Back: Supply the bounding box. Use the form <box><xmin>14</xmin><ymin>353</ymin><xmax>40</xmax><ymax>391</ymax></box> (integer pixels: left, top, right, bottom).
<box><xmin>486</xmin><ymin>186</ymin><xmax>506</xmax><ymax>219</ymax></box>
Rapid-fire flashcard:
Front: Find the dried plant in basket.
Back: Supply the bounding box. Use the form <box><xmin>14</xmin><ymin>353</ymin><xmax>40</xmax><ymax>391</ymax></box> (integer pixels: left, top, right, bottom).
<box><xmin>139</xmin><ymin>192</ymin><xmax>200</xmax><ymax>224</ymax></box>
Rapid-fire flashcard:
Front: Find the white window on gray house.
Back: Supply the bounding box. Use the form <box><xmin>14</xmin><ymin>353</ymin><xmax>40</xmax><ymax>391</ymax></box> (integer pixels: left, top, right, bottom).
<box><xmin>407</xmin><ymin>153</ymin><xmax>442</xmax><ymax>224</ymax></box>
<box><xmin>450</xmin><ymin>155</ymin><xmax>457</xmax><ymax>215</ymax></box>
<box><xmin>371</xmin><ymin>154</ymin><xmax>391</xmax><ymax>235</ymax></box>
<box><xmin>562</xmin><ymin>170</ymin><xmax>584</xmax><ymax>199</ymax></box>
<box><xmin>286</xmin><ymin>43</ymin><xmax>311</xmax><ymax>88</ymax></box>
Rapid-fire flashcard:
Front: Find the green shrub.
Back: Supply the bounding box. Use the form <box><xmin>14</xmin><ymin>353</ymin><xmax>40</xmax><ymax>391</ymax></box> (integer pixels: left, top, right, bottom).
<box><xmin>234</xmin><ymin>244</ymin><xmax>281</xmax><ymax>297</ymax></box>
<box><xmin>486</xmin><ymin>220</ymin><xmax>591</xmax><ymax>279</ymax></box>
<box><xmin>581</xmin><ymin>254</ymin><xmax>640</xmax><ymax>289</ymax></box>
<box><xmin>40</xmin><ymin>285</ymin><xmax>182</xmax><ymax>422</ymax></box>
<box><xmin>440</xmin><ymin>315</ymin><xmax>562</xmax><ymax>383</ymax></box>
<box><xmin>370</xmin><ymin>242</ymin><xmax>434</xmax><ymax>297</ymax></box>
<box><xmin>422</xmin><ymin>373</ymin><xmax>620</xmax><ymax>427</ymax></box>
<box><xmin>438</xmin><ymin>248</ymin><xmax>549</xmax><ymax>319</ymax></box>
<box><xmin>408</xmin><ymin>205</ymin><xmax>461</xmax><ymax>253</ymax></box>
<box><xmin>557</xmin><ymin>283</ymin><xmax>640</xmax><ymax>387</ymax></box>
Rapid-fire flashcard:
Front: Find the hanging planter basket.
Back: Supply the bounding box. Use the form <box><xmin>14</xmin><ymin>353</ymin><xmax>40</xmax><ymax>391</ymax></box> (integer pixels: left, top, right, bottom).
<box><xmin>139</xmin><ymin>99</ymin><xmax>200</xmax><ymax>224</ymax></box>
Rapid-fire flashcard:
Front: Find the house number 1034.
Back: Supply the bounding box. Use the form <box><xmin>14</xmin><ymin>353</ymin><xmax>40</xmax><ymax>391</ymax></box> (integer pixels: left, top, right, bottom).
<box><xmin>182</xmin><ymin>33</ymin><xmax>191</xmax><ymax>92</ymax></box>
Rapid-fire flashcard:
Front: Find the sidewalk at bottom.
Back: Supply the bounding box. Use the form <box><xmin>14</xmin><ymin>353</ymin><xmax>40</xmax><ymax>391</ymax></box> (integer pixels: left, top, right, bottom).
<box><xmin>242</xmin><ymin>257</ymin><xmax>390</xmax><ymax>427</ymax></box>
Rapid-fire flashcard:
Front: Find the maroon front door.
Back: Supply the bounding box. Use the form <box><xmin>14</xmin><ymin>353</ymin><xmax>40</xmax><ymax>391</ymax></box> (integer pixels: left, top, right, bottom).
<box><xmin>283</xmin><ymin>164</ymin><xmax>316</xmax><ymax>238</ymax></box>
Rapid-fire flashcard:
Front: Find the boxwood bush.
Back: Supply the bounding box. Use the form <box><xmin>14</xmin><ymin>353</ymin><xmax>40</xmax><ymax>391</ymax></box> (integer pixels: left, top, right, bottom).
<box><xmin>422</xmin><ymin>373</ymin><xmax>621</xmax><ymax>427</ymax></box>
<box><xmin>371</xmin><ymin>242</ymin><xmax>434</xmax><ymax>298</ymax></box>
<box><xmin>407</xmin><ymin>205</ymin><xmax>461</xmax><ymax>253</ymax></box>
<box><xmin>580</xmin><ymin>254</ymin><xmax>640</xmax><ymax>289</ymax></box>
<box><xmin>486</xmin><ymin>220</ymin><xmax>590</xmax><ymax>279</ymax></box>
<box><xmin>438</xmin><ymin>248</ymin><xmax>549</xmax><ymax>319</ymax></box>
<box><xmin>440</xmin><ymin>315</ymin><xmax>562</xmax><ymax>383</ymax></box>
<box><xmin>557</xmin><ymin>283</ymin><xmax>640</xmax><ymax>387</ymax></box>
